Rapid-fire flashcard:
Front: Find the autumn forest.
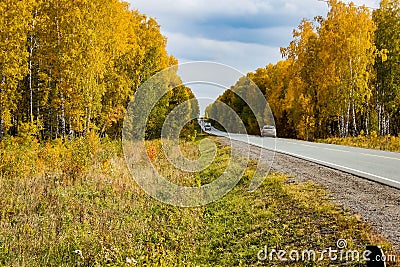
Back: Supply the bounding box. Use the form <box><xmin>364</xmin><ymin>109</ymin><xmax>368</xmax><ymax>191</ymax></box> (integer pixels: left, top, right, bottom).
<box><xmin>0</xmin><ymin>0</ymin><xmax>198</xmax><ymax>142</ymax></box>
<box><xmin>1</xmin><ymin>0</ymin><xmax>400</xmax><ymax>265</ymax></box>
<box><xmin>207</xmin><ymin>0</ymin><xmax>400</xmax><ymax>140</ymax></box>
<box><xmin>1</xmin><ymin>0</ymin><xmax>400</xmax><ymax>142</ymax></box>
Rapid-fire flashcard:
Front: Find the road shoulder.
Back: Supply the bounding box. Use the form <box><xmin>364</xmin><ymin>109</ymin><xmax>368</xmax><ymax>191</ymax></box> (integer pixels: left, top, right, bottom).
<box><xmin>217</xmin><ymin>136</ymin><xmax>400</xmax><ymax>253</ymax></box>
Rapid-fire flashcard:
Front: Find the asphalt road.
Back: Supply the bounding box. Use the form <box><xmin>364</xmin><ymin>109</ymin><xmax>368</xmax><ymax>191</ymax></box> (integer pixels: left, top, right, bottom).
<box><xmin>204</xmin><ymin>126</ymin><xmax>400</xmax><ymax>190</ymax></box>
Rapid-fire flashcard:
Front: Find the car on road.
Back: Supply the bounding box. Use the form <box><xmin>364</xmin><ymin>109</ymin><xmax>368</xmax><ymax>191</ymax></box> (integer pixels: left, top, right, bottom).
<box><xmin>261</xmin><ymin>125</ymin><xmax>276</xmax><ymax>137</ymax></box>
<box><xmin>204</xmin><ymin>122</ymin><xmax>212</xmax><ymax>131</ymax></box>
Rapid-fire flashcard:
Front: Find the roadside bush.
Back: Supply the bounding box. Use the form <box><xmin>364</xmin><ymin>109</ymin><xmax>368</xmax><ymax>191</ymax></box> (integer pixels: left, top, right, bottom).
<box><xmin>0</xmin><ymin>136</ymin><xmax>40</xmax><ymax>178</ymax></box>
<box><xmin>61</xmin><ymin>138</ymin><xmax>92</xmax><ymax>181</ymax></box>
<box><xmin>0</xmin><ymin>134</ymin><xmax>120</xmax><ymax>182</ymax></box>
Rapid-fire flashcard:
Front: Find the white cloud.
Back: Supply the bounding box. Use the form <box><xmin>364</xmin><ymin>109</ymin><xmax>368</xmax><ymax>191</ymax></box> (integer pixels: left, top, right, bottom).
<box><xmin>163</xmin><ymin>32</ymin><xmax>282</xmax><ymax>113</ymax></box>
<box><xmin>165</xmin><ymin>31</ymin><xmax>282</xmax><ymax>74</ymax></box>
<box><xmin>127</xmin><ymin>0</ymin><xmax>381</xmax><ymax>106</ymax></box>
<box><xmin>127</xmin><ymin>0</ymin><xmax>330</xmax><ymax>51</ymax></box>
<box><xmin>341</xmin><ymin>0</ymin><xmax>380</xmax><ymax>9</ymax></box>
<box><xmin>130</xmin><ymin>0</ymin><xmax>331</xmax><ymax>18</ymax></box>
<box><xmin>131</xmin><ymin>0</ymin><xmax>273</xmax><ymax>17</ymax></box>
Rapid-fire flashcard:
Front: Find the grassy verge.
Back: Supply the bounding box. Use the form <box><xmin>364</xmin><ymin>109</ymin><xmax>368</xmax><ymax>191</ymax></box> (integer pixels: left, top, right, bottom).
<box><xmin>319</xmin><ymin>133</ymin><xmax>400</xmax><ymax>152</ymax></box>
<box><xmin>0</xmin><ymin>135</ymin><xmax>397</xmax><ymax>266</ymax></box>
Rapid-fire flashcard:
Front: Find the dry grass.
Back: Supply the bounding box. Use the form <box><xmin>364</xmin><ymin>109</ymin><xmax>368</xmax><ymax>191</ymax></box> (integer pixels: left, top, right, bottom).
<box><xmin>319</xmin><ymin>132</ymin><xmax>400</xmax><ymax>152</ymax></box>
<box><xmin>0</xmin><ymin>134</ymin><xmax>398</xmax><ymax>266</ymax></box>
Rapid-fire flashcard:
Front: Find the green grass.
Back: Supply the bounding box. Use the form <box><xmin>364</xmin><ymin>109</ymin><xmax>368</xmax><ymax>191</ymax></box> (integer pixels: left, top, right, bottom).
<box><xmin>0</xmin><ymin>135</ymin><xmax>397</xmax><ymax>266</ymax></box>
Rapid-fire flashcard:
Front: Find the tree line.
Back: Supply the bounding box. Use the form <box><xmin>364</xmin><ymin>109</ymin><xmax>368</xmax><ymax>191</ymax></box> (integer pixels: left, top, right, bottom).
<box><xmin>0</xmin><ymin>0</ymin><xmax>199</xmax><ymax>141</ymax></box>
<box><xmin>207</xmin><ymin>0</ymin><xmax>400</xmax><ymax>140</ymax></box>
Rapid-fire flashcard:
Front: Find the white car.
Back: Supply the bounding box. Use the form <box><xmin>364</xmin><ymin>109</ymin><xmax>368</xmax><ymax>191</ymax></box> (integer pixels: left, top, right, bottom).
<box><xmin>261</xmin><ymin>125</ymin><xmax>276</xmax><ymax>137</ymax></box>
<box><xmin>204</xmin><ymin>122</ymin><xmax>212</xmax><ymax>131</ymax></box>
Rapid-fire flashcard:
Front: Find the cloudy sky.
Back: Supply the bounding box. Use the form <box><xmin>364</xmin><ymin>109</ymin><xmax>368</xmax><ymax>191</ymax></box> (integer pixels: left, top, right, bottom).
<box><xmin>127</xmin><ymin>0</ymin><xmax>380</xmax><ymax>113</ymax></box>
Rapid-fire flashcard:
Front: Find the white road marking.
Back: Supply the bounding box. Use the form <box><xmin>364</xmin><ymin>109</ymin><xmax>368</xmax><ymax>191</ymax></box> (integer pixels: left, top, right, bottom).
<box><xmin>270</xmin><ymin>149</ymin><xmax>400</xmax><ymax>189</ymax></box>
<box><xmin>206</xmin><ymin>130</ymin><xmax>400</xmax><ymax>188</ymax></box>
<box><xmin>360</xmin><ymin>153</ymin><xmax>400</xmax><ymax>161</ymax></box>
<box><xmin>283</xmin><ymin>140</ymin><xmax>400</xmax><ymax>161</ymax></box>
<box><xmin>224</xmin><ymin>135</ymin><xmax>400</xmax><ymax>189</ymax></box>
<box><xmin>281</xmin><ymin>140</ymin><xmax>350</xmax><ymax>153</ymax></box>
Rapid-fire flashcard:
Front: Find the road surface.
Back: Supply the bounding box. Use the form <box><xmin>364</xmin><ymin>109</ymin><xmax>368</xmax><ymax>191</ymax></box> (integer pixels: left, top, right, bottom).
<box><xmin>203</xmin><ymin>126</ymin><xmax>400</xmax><ymax>190</ymax></box>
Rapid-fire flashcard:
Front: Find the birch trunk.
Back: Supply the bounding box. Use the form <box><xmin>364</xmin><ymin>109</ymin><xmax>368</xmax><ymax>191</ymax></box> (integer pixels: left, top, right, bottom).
<box><xmin>28</xmin><ymin>11</ymin><xmax>37</xmax><ymax>123</ymax></box>
<box><xmin>60</xmin><ymin>93</ymin><xmax>66</xmax><ymax>140</ymax></box>
<box><xmin>385</xmin><ymin>113</ymin><xmax>390</xmax><ymax>135</ymax></box>
<box><xmin>378</xmin><ymin>104</ymin><xmax>382</xmax><ymax>135</ymax></box>
<box><xmin>352</xmin><ymin>100</ymin><xmax>357</xmax><ymax>136</ymax></box>
<box><xmin>28</xmin><ymin>41</ymin><xmax>33</xmax><ymax>122</ymax></box>
<box><xmin>84</xmin><ymin>107</ymin><xmax>91</xmax><ymax>136</ymax></box>
<box><xmin>345</xmin><ymin>101</ymin><xmax>351</xmax><ymax>137</ymax></box>
<box><xmin>56</xmin><ymin>0</ymin><xmax>66</xmax><ymax>140</ymax></box>
<box><xmin>365</xmin><ymin>104</ymin><xmax>370</xmax><ymax>135</ymax></box>
<box><xmin>339</xmin><ymin>113</ymin><xmax>345</xmax><ymax>137</ymax></box>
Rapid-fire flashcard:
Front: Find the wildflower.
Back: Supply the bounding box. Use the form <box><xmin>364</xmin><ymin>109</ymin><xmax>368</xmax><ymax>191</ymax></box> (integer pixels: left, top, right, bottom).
<box><xmin>73</xmin><ymin>249</ymin><xmax>84</xmax><ymax>259</ymax></box>
<box><xmin>126</xmin><ymin>257</ymin><xmax>137</xmax><ymax>265</ymax></box>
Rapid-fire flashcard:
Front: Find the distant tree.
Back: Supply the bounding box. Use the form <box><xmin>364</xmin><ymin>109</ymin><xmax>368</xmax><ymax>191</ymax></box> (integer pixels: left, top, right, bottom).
<box><xmin>0</xmin><ymin>0</ymin><xmax>199</xmax><ymax>141</ymax></box>
<box><xmin>0</xmin><ymin>0</ymin><xmax>33</xmax><ymax>140</ymax></box>
<box><xmin>318</xmin><ymin>0</ymin><xmax>376</xmax><ymax>137</ymax></box>
<box><xmin>373</xmin><ymin>0</ymin><xmax>400</xmax><ymax>135</ymax></box>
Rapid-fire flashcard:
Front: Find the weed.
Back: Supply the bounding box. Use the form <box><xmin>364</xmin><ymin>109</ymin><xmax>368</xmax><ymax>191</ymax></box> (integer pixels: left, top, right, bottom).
<box><xmin>0</xmin><ymin>136</ymin><xmax>397</xmax><ymax>266</ymax></box>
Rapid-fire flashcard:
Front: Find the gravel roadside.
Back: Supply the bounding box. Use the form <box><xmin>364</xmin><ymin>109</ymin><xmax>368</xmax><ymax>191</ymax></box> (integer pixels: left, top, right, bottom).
<box><xmin>216</xmin><ymin>136</ymin><xmax>400</xmax><ymax>252</ymax></box>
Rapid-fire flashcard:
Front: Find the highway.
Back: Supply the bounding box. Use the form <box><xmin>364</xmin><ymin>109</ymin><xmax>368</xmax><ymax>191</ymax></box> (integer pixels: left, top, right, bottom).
<box><xmin>204</xmin><ymin>126</ymin><xmax>400</xmax><ymax>190</ymax></box>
